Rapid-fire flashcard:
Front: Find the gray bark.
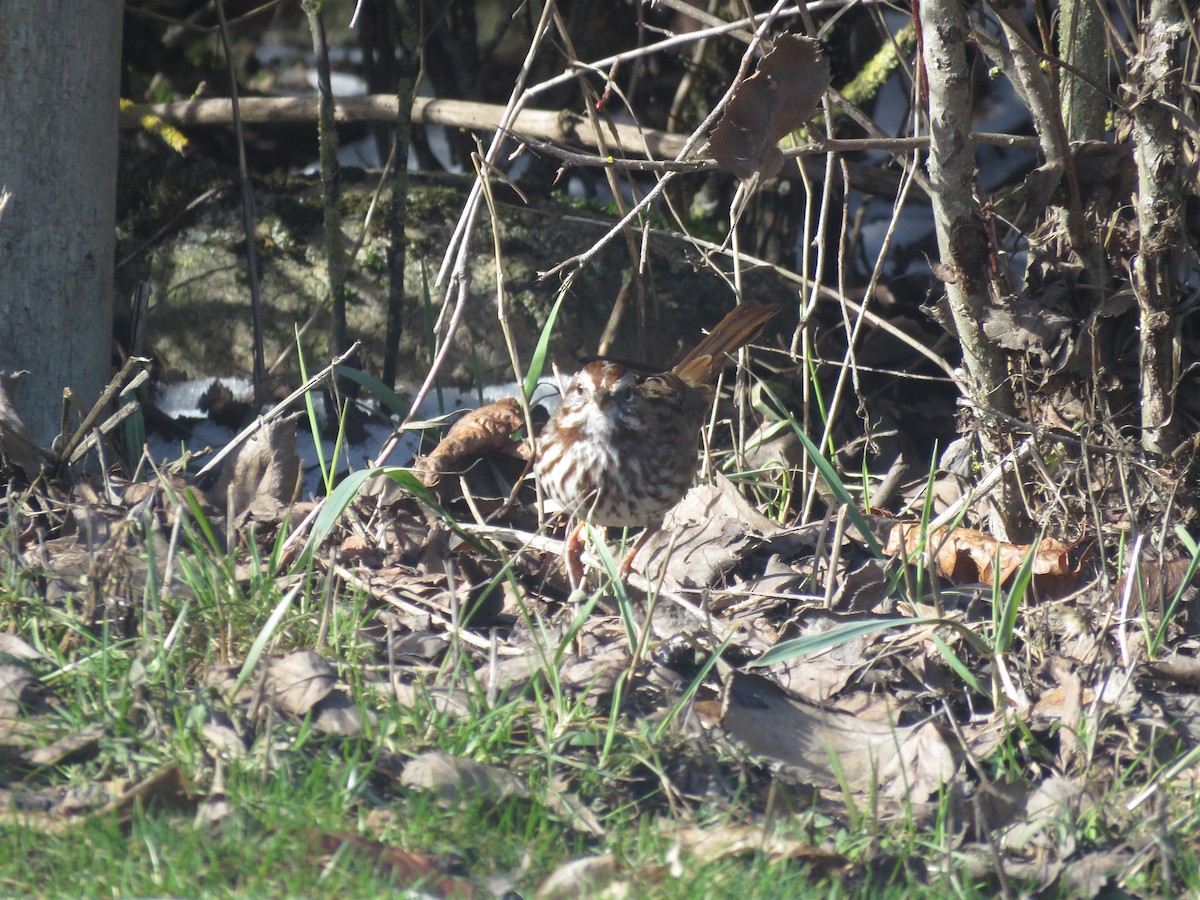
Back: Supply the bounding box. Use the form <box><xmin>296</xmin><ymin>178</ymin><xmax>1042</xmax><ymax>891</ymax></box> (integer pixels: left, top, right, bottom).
<box><xmin>919</xmin><ymin>0</ymin><xmax>1024</xmax><ymax>539</ymax></box>
<box><xmin>0</xmin><ymin>1</ymin><xmax>122</xmax><ymax>448</ymax></box>
<box><xmin>1058</xmin><ymin>0</ymin><xmax>1107</xmax><ymax>142</ymax></box>
<box><xmin>1132</xmin><ymin>0</ymin><xmax>1186</xmax><ymax>455</ymax></box>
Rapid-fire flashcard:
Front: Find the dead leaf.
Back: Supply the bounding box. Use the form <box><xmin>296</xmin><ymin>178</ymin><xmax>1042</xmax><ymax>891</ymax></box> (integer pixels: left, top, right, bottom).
<box><xmin>311</xmin><ymin>831</ymin><xmax>475</xmax><ymax>898</ymax></box>
<box><xmin>545</xmin><ymin>777</ymin><xmax>604</xmax><ymax>836</ymax></box>
<box><xmin>0</xmin><ymin>634</ymin><xmax>47</xmax><ymax>662</ymax></box>
<box><xmin>878</xmin><ymin>721</ymin><xmax>958</xmax><ymax>802</ymax></box>
<box><xmin>998</xmin><ymin>774</ymin><xmax>1087</xmax><ymax>859</ymax></box>
<box><xmin>380</xmin><ymin>680</ymin><xmax>475</xmax><ymax>719</ymax></box>
<box><xmin>638</xmin><ymin>473</ymin><xmax>781</xmax><ymax>589</ymax></box>
<box><xmin>100</xmin><ymin>765</ymin><xmax>195</xmax><ymax>824</ymax></box>
<box><xmin>400</xmin><ymin>750</ymin><xmax>527</xmax><ymax>805</ymax></box>
<box><xmin>718</xmin><ymin>672</ymin><xmax>957</xmax><ymax>803</ymax></box>
<box><xmin>981</xmin><ymin>294</ymin><xmax>1076</xmax><ymax>365</ymax></box>
<box><xmin>311</xmin><ymin>688</ymin><xmax>364</xmax><ymax>736</ymax></box>
<box><xmin>209</xmin><ymin>418</ymin><xmax>301</xmax><ymax>516</ymax></box>
<box><xmin>194</xmin><ymin>759</ymin><xmax>231</xmax><ymax>828</ymax></box>
<box><xmin>1060</xmin><ymin>849</ymin><xmax>1135</xmax><ymax>898</ymax></box>
<box><xmin>770</xmin><ymin>612</ymin><xmax>871</xmax><ymax>702</ymax></box>
<box><xmin>336</xmin><ymin>533</ymin><xmax>379</xmax><ymax>566</ymax></box>
<box><xmin>535</xmin><ymin>854</ymin><xmax>620</xmax><ymax>900</ymax></box>
<box><xmin>0</xmin><ymin>782</ymin><xmax>114</xmax><ymax>832</ymax></box>
<box><xmin>415</xmin><ymin>397</ymin><xmax>524</xmax><ymax>486</ymax></box>
<box><xmin>201</xmin><ymin>717</ymin><xmax>248</xmax><ymax>761</ymax></box>
<box><xmin>1150</xmin><ymin>653</ymin><xmax>1200</xmax><ymax>687</ymax></box>
<box><xmin>0</xmin><ymin>664</ymin><xmax>35</xmax><ymax>718</ymax></box>
<box><xmin>1115</xmin><ymin>555</ymin><xmax>1194</xmax><ymax>618</ymax></box>
<box><xmin>885</xmin><ymin>523</ymin><xmax>1084</xmax><ymax>597</ymax></box>
<box><xmin>267</xmin><ymin>650</ymin><xmax>336</xmax><ymax>716</ymax></box>
<box><xmin>668</xmin><ymin>825</ymin><xmax>849</xmax><ymax>869</ymax></box>
<box><xmin>0</xmin><ymin>372</ymin><xmax>46</xmax><ymax>478</ymax></box>
<box><xmin>22</xmin><ymin>724</ymin><xmax>105</xmax><ymax>767</ymax></box>
<box><xmin>710</xmin><ymin>34</ymin><xmax>830</xmax><ymax>181</ymax></box>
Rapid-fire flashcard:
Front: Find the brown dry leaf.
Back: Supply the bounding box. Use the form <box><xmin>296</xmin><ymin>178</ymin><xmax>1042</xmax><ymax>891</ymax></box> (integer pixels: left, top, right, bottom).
<box><xmin>209</xmin><ymin>418</ymin><xmax>301</xmax><ymax>516</ymax></box>
<box><xmin>380</xmin><ymin>681</ymin><xmax>474</xmax><ymax>719</ymax></box>
<box><xmin>0</xmin><ymin>781</ymin><xmax>118</xmax><ymax>833</ymax></box>
<box><xmin>1115</xmin><ymin>555</ymin><xmax>1194</xmax><ymax>616</ymax></box>
<box><xmin>0</xmin><ymin>372</ymin><xmax>45</xmax><ymax>478</ymax></box>
<box><xmin>878</xmin><ymin>721</ymin><xmax>958</xmax><ymax>802</ymax></box>
<box><xmin>1059</xmin><ymin>849</ymin><xmax>1135</xmax><ymax>898</ymax></box>
<box><xmin>1150</xmin><ymin>652</ymin><xmax>1200</xmax><ymax>688</ymax></box>
<box><xmin>22</xmin><ymin>724</ymin><xmax>105</xmax><ymax>767</ymax></box>
<box><xmin>0</xmin><ymin>634</ymin><xmax>47</xmax><ymax>662</ymax></box>
<box><xmin>771</xmin><ymin>612</ymin><xmax>872</xmax><ymax>702</ymax></box>
<box><xmin>194</xmin><ymin>759</ymin><xmax>231</xmax><ymax>829</ymax></box>
<box><xmin>638</xmin><ymin>474</ymin><xmax>781</xmax><ymax>589</ymax></box>
<box><xmin>1038</xmin><ymin>658</ymin><xmax>1084</xmax><ymax>770</ymax></box>
<box><xmin>475</xmin><ymin>653</ymin><xmax>540</xmax><ymax>696</ymax></box>
<box><xmin>336</xmin><ymin>533</ymin><xmax>379</xmax><ymax>567</ymax></box>
<box><xmin>267</xmin><ymin>650</ymin><xmax>336</xmax><ymax>716</ymax></box>
<box><xmin>668</xmin><ymin>825</ymin><xmax>849</xmax><ymax>870</ymax></box>
<box><xmin>535</xmin><ymin>854</ymin><xmax>621</xmax><ymax>900</ymax></box>
<box><xmin>364</xmin><ymin>564</ymin><xmax>504</xmax><ymax>630</ymax></box>
<box><xmin>400</xmin><ymin>750</ymin><xmax>527</xmax><ymax>805</ymax></box>
<box><xmin>415</xmin><ymin>397</ymin><xmax>524</xmax><ymax>486</ymax></box>
<box><xmin>201</xmin><ymin>717</ymin><xmax>248</xmax><ymax>761</ymax></box>
<box><xmin>981</xmin><ymin>294</ymin><xmax>1076</xmax><ymax>367</ymax></box>
<box><xmin>997</xmin><ymin>774</ymin><xmax>1086</xmax><ymax>859</ymax></box>
<box><xmin>100</xmin><ymin>765</ymin><xmax>195</xmax><ymax>825</ymax></box>
<box><xmin>311</xmin><ymin>831</ymin><xmax>475</xmax><ymax>898</ymax></box>
<box><xmin>885</xmin><ymin>523</ymin><xmax>1082</xmax><ymax>596</ymax></box>
<box><xmin>709</xmin><ymin>34</ymin><xmax>830</xmax><ymax>181</ymax></box>
<box><xmin>558</xmin><ymin>644</ymin><xmax>630</xmax><ymax>700</ymax></box>
<box><xmin>960</xmin><ymin>848</ymin><xmax>1064</xmax><ymax>895</ymax></box>
<box><xmin>200</xmin><ymin>662</ymin><xmax>254</xmax><ymax>705</ymax></box>
<box><xmin>718</xmin><ymin>672</ymin><xmax>957</xmax><ymax>802</ymax></box>
<box><xmin>387</xmin><ymin>631</ymin><xmax>450</xmax><ymax>662</ymax></box>
<box><xmin>0</xmin><ymin>664</ymin><xmax>35</xmax><ymax>718</ymax></box>
<box><xmin>310</xmin><ymin>688</ymin><xmax>364</xmax><ymax>736</ymax></box>
<box><xmin>545</xmin><ymin>776</ymin><xmax>604</xmax><ymax>837</ymax></box>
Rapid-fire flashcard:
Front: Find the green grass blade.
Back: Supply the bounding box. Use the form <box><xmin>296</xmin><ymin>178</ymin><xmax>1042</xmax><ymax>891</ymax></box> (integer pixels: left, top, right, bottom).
<box><xmin>749</xmin><ymin>616</ymin><xmax>928</xmax><ymax>667</ymax></box>
<box><xmin>231</xmin><ymin>580</ymin><xmax>303</xmax><ymax>698</ymax></box>
<box><xmin>757</xmin><ymin>381</ymin><xmax>883</xmax><ymax>557</ymax></box>
<box><xmin>523</xmin><ymin>288</ymin><xmax>568</xmax><ymax>401</ymax></box>
<box><xmin>333</xmin><ymin>364</ymin><xmax>409</xmax><ymax>417</ymax></box>
<box><xmin>750</xmin><ymin>615</ymin><xmax>991</xmax><ymax>668</ymax></box>
<box><xmin>182</xmin><ymin>487</ymin><xmax>223</xmax><ymax>555</ymax></box>
<box><xmin>929</xmin><ymin>632</ymin><xmax>988</xmax><ymax>698</ymax></box>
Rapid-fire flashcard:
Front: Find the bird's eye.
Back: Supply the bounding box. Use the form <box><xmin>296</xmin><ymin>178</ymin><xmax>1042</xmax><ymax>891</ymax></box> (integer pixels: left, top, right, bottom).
<box><xmin>567</xmin><ymin>382</ymin><xmax>584</xmax><ymax>400</ymax></box>
<box><xmin>618</xmin><ymin>385</ymin><xmax>635</xmax><ymax>403</ymax></box>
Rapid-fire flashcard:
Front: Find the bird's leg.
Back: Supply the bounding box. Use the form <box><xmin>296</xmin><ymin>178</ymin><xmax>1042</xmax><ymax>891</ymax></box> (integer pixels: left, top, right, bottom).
<box><xmin>618</xmin><ymin>525</ymin><xmax>659</xmax><ymax>577</ymax></box>
<box><xmin>563</xmin><ymin>520</ymin><xmax>587</xmax><ymax>589</ymax></box>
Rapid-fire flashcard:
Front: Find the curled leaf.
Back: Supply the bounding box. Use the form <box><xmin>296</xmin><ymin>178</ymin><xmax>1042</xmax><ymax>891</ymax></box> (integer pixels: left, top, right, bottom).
<box><xmin>709</xmin><ymin>34</ymin><xmax>830</xmax><ymax>181</ymax></box>
<box><xmin>415</xmin><ymin>397</ymin><xmax>524</xmax><ymax>486</ymax></box>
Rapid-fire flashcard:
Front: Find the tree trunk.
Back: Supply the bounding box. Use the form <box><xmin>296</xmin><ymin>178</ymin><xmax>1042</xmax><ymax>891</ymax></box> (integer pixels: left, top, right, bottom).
<box><xmin>919</xmin><ymin>0</ymin><xmax>1027</xmax><ymax>540</ymax></box>
<box><xmin>1132</xmin><ymin>0</ymin><xmax>1186</xmax><ymax>456</ymax></box>
<box><xmin>0</xmin><ymin>1</ymin><xmax>122</xmax><ymax>448</ymax></box>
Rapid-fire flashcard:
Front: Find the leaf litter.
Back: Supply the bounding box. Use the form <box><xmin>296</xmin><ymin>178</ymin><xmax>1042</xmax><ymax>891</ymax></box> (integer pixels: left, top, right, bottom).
<box><xmin>4</xmin><ymin>387</ymin><xmax>1199</xmax><ymax>897</ymax></box>
<box><xmin>5</xmin><ymin>377</ymin><xmax>1200</xmax><ymax>897</ymax></box>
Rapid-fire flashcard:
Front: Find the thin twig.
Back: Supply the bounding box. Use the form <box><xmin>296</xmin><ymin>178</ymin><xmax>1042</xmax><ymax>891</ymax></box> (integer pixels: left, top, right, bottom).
<box><xmin>212</xmin><ymin>0</ymin><xmax>266</xmax><ymax>397</ymax></box>
<box><xmin>407</xmin><ymin>2</ymin><xmax>557</xmax><ymax>444</ymax></box>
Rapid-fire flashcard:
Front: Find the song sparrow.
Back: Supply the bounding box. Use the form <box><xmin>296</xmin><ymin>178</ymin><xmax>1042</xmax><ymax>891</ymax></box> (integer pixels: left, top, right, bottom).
<box><xmin>535</xmin><ymin>300</ymin><xmax>779</xmax><ymax>569</ymax></box>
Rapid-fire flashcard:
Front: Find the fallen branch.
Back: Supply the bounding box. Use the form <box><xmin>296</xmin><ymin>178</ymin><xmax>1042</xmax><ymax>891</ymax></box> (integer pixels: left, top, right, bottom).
<box><xmin>124</xmin><ymin>94</ymin><xmax>1038</xmax><ymax>163</ymax></box>
<box><xmin>123</xmin><ymin>95</ymin><xmax>690</xmax><ymax>161</ymax></box>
